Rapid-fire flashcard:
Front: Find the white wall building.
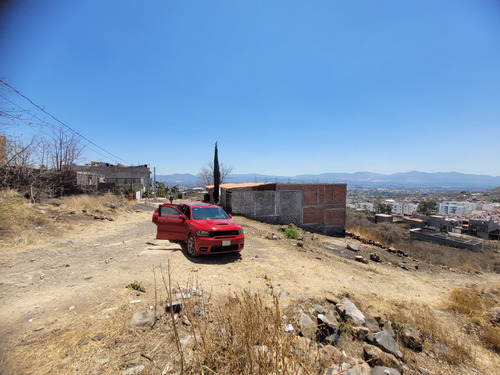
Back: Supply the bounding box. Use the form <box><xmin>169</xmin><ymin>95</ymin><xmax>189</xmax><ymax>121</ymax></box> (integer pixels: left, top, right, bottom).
<box><xmin>403</xmin><ymin>203</ymin><xmax>418</xmax><ymax>215</ymax></box>
<box><xmin>437</xmin><ymin>201</ymin><xmax>477</xmax><ymax>215</ymax></box>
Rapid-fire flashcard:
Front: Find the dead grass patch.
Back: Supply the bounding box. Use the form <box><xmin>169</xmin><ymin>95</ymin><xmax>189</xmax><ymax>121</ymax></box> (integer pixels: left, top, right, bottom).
<box><xmin>0</xmin><ymin>191</ymin><xmax>133</xmax><ymax>252</ymax></box>
<box><xmin>445</xmin><ymin>284</ymin><xmax>500</xmax><ymax>353</ymax></box>
<box><xmin>346</xmin><ymin>210</ymin><xmax>499</xmax><ymax>273</ymax></box>
<box><xmin>1</xmin><ymin>270</ymin><xmax>335</xmax><ymax>375</ymax></box>
<box><xmin>62</xmin><ymin>193</ymin><xmax>127</xmax><ymax>212</ymax></box>
<box><xmin>378</xmin><ymin>299</ymin><xmax>471</xmax><ymax>365</ymax></box>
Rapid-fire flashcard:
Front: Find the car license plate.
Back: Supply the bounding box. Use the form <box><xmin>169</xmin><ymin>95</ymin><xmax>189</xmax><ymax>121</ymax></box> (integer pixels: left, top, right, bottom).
<box><xmin>222</xmin><ymin>240</ymin><xmax>231</xmax><ymax>246</ymax></box>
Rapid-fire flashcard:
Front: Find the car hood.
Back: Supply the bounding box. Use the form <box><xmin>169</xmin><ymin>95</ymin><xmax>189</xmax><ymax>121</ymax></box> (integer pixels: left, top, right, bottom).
<box><xmin>191</xmin><ymin>218</ymin><xmax>241</xmax><ymax>231</ymax></box>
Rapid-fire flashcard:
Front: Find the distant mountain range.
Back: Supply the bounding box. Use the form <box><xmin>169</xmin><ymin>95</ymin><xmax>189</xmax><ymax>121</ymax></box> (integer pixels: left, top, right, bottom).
<box><xmin>157</xmin><ymin>171</ymin><xmax>500</xmax><ymax>190</ymax></box>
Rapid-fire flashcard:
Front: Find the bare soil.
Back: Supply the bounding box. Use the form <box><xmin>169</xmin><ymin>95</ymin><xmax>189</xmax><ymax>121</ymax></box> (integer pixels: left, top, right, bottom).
<box><xmin>0</xmin><ymin>202</ymin><xmax>498</xmax><ymax>374</ymax></box>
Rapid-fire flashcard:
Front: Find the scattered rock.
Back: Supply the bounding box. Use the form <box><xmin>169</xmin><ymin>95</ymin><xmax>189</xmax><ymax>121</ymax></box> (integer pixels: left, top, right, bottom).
<box><xmin>366</xmin><ymin>331</ymin><xmax>403</xmax><ymax>359</ymax></box>
<box><xmin>317</xmin><ymin>314</ymin><xmax>341</xmax><ymax>345</ymax></box>
<box><xmin>371</xmin><ymin>366</ymin><xmax>401</xmax><ymax>375</ymax></box>
<box><xmin>92</xmin><ymin>332</ymin><xmax>104</xmax><ymax>341</ymax></box>
<box><xmin>352</xmin><ymin>326</ymin><xmax>370</xmax><ymax>340</ymax></box>
<box><xmin>364</xmin><ymin>313</ymin><xmax>380</xmax><ymax>333</ymax></box>
<box><xmin>298</xmin><ymin>312</ymin><xmax>315</xmax><ymax>339</ymax></box>
<box><xmin>363</xmin><ymin>344</ymin><xmax>401</xmax><ymax>371</ymax></box>
<box><xmin>315</xmin><ymin>304</ymin><xmax>326</xmax><ymax>314</ymax></box>
<box><xmin>370</xmin><ymin>252</ymin><xmax>381</xmax><ymax>262</ymax></box>
<box><xmin>347</xmin><ymin>242</ymin><xmax>361</xmax><ymax>252</ymax></box>
<box><xmin>124</xmin><ymin>365</ymin><xmax>145</xmax><ymax>374</ymax></box>
<box><xmin>382</xmin><ymin>321</ymin><xmax>395</xmax><ymax>337</ymax></box>
<box><xmin>489</xmin><ymin>307</ymin><xmax>500</xmax><ymax>324</ymax></box>
<box><xmin>297</xmin><ymin>240</ymin><xmax>304</xmax><ymax>247</ymax></box>
<box><xmin>433</xmin><ymin>342</ymin><xmax>451</xmax><ymax>358</ymax></box>
<box><xmin>319</xmin><ymin>345</ymin><xmax>344</xmax><ymax>364</ymax></box>
<box><xmin>265</xmin><ymin>233</ymin><xmax>278</xmax><ymax>240</ymax></box>
<box><xmin>342</xmin><ymin>298</ymin><xmax>366</xmax><ymax>326</ymax></box>
<box><xmin>130</xmin><ymin>308</ymin><xmax>157</xmax><ymax>327</ymax></box>
<box><xmin>77</xmin><ymin>337</ymin><xmax>88</xmax><ymax>346</ymax></box>
<box><xmin>326</xmin><ymin>362</ymin><xmax>371</xmax><ymax>375</ymax></box>
<box><xmin>34</xmin><ymin>326</ymin><xmax>44</xmax><ymax>332</ymax></box>
<box><xmin>401</xmin><ymin>327</ymin><xmax>424</xmax><ymax>352</ymax></box>
<box><xmin>355</xmin><ymin>255</ymin><xmax>369</xmax><ymax>264</ymax></box>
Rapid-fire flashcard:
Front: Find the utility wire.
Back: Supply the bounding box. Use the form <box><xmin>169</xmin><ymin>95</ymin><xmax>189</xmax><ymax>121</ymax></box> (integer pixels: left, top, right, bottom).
<box><xmin>0</xmin><ymin>93</ymin><xmax>120</xmax><ymax>162</ymax></box>
<box><xmin>0</xmin><ymin>79</ymin><xmax>131</xmax><ymax>165</ymax></box>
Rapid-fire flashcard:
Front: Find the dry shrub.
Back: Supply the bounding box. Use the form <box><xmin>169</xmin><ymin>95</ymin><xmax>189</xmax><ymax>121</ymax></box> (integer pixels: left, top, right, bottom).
<box><xmin>62</xmin><ymin>193</ymin><xmax>125</xmax><ymax>212</ymax></box>
<box><xmin>0</xmin><ymin>188</ymin><xmax>21</xmax><ymax>198</ymax></box>
<box><xmin>383</xmin><ymin>300</ymin><xmax>471</xmax><ymax>365</ymax></box>
<box><xmin>0</xmin><ymin>192</ymin><xmax>131</xmax><ymax>252</ymax></box>
<box><xmin>346</xmin><ymin>211</ymin><xmax>406</xmax><ymax>247</ymax></box>
<box><xmin>0</xmin><ymin>193</ymin><xmax>42</xmax><ymax>247</ymax></box>
<box><xmin>183</xmin><ymin>289</ymin><xmax>326</xmax><ymax>374</ymax></box>
<box><xmin>2</xmin><ymin>267</ymin><xmax>332</xmax><ymax>375</ymax></box>
<box><xmin>2</xmin><ymin>294</ymin><xmax>179</xmax><ymax>375</ymax></box>
<box><xmin>446</xmin><ymin>285</ymin><xmax>500</xmax><ymax>353</ymax></box>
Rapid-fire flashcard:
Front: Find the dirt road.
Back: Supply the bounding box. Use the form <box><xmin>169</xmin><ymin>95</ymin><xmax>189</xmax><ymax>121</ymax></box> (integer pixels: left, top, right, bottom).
<box><xmin>0</xmin><ymin>204</ymin><xmax>497</xmax><ymax>373</ymax></box>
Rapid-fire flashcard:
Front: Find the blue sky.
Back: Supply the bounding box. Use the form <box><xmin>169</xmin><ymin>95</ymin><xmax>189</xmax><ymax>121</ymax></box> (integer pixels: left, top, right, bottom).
<box><xmin>1</xmin><ymin>0</ymin><xmax>499</xmax><ymax>176</ymax></box>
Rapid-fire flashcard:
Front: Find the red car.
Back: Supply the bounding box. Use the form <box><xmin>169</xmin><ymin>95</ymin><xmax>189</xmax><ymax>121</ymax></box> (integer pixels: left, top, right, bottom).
<box><xmin>152</xmin><ymin>202</ymin><xmax>244</xmax><ymax>257</ymax></box>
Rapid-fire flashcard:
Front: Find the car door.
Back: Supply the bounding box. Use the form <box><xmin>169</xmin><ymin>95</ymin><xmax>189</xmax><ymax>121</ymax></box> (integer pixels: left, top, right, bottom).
<box><xmin>155</xmin><ymin>204</ymin><xmax>188</xmax><ymax>241</ymax></box>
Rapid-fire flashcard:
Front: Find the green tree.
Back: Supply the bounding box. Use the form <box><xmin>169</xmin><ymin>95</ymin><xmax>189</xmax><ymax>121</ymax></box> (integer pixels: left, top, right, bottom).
<box><xmin>380</xmin><ymin>203</ymin><xmax>393</xmax><ymax>214</ymax></box>
<box><xmin>155</xmin><ymin>181</ymin><xmax>169</xmax><ymax>197</ymax></box>
<box><xmin>213</xmin><ymin>142</ymin><xmax>220</xmax><ymax>203</ymax></box>
<box><xmin>417</xmin><ymin>200</ymin><xmax>436</xmax><ymax>216</ymax></box>
<box><xmin>170</xmin><ymin>185</ymin><xmax>179</xmax><ymax>196</ymax></box>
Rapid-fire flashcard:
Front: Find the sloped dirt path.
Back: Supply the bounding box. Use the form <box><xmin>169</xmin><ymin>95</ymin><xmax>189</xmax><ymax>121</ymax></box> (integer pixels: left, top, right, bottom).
<box><xmin>0</xmin><ymin>206</ymin><xmax>497</xmax><ymax>373</ymax></box>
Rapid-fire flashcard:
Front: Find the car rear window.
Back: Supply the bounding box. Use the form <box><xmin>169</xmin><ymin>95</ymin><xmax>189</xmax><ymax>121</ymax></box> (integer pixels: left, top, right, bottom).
<box><xmin>192</xmin><ymin>207</ymin><xmax>229</xmax><ymax>220</ymax></box>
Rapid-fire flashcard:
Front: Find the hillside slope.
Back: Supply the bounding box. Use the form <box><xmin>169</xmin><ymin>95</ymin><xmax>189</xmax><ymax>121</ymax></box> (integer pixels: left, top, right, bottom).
<box><xmin>0</xmin><ymin>200</ymin><xmax>498</xmax><ymax>374</ymax></box>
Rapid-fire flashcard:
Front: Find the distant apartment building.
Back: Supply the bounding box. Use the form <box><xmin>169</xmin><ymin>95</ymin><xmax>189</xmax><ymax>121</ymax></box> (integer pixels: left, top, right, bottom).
<box><xmin>479</xmin><ymin>203</ymin><xmax>500</xmax><ymax>212</ymax></box>
<box><xmin>437</xmin><ymin>201</ymin><xmax>477</xmax><ymax>215</ymax></box>
<box><xmin>382</xmin><ymin>199</ymin><xmax>417</xmax><ymax>215</ymax></box>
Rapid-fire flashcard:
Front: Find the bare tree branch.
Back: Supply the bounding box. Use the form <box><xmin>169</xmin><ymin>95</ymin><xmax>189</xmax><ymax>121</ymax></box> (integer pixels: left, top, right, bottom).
<box><xmin>197</xmin><ymin>161</ymin><xmax>233</xmax><ymax>186</ymax></box>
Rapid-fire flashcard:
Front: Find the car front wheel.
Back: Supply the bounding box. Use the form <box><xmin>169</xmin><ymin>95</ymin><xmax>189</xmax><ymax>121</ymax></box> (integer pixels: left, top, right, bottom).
<box><xmin>186</xmin><ymin>234</ymin><xmax>199</xmax><ymax>257</ymax></box>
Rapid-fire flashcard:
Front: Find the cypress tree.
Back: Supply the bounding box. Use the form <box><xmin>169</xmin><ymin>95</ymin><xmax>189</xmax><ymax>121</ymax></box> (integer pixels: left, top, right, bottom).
<box><xmin>213</xmin><ymin>142</ymin><xmax>220</xmax><ymax>203</ymax></box>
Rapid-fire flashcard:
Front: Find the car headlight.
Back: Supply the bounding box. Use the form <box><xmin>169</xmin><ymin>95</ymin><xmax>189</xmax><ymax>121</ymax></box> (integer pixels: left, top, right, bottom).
<box><xmin>238</xmin><ymin>228</ymin><xmax>244</xmax><ymax>235</ymax></box>
<box><xmin>196</xmin><ymin>230</ymin><xmax>210</xmax><ymax>237</ymax></box>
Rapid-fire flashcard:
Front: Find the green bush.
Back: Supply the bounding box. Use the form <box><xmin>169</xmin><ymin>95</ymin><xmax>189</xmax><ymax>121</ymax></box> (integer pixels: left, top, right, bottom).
<box><xmin>284</xmin><ymin>225</ymin><xmax>299</xmax><ymax>239</ymax></box>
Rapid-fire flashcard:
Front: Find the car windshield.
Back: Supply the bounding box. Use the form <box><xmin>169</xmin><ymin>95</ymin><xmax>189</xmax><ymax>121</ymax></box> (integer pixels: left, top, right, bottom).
<box><xmin>192</xmin><ymin>207</ymin><xmax>229</xmax><ymax>220</ymax></box>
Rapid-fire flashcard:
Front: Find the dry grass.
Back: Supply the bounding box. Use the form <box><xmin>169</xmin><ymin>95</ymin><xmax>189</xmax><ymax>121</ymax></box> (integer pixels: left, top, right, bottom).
<box><xmin>2</xmin><ymin>269</ymin><xmax>333</xmax><ymax>375</ymax></box>
<box><xmin>2</xmin><ymin>267</ymin><xmax>498</xmax><ymax>375</ymax></box>
<box><xmin>377</xmin><ymin>299</ymin><xmax>472</xmax><ymax>365</ymax></box>
<box><xmin>62</xmin><ymin>193</ymin><xmax>126</xmax><ymax>212</ymax></box>
<box><xmin>346</xmin><ymin>210</ymin><xmax>500</xmax><ymax>273</ymax></box>
<box><xmin>0</xmin><ymin>191</ymin><xmax>131</xmax><ymax>251</ymax></box>
<box><xmin>445</xmin><ymin>284</ymin><xmax>500</xmax><ymax>353</ymax></box>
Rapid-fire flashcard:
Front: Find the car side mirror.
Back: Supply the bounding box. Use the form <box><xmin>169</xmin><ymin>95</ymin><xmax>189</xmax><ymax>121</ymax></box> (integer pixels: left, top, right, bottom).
<box><xmin>228</xmin><ymin>214</ymin><xmax>232</xmax><ymax>218</ymax></box>
<box><xmin>180</xmin><ymin>214</ymin><xmax>187</xmax><ymax>221</ymax></box>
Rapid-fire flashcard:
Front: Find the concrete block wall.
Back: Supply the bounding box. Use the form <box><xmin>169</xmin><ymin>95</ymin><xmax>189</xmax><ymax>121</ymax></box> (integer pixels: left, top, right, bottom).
<box><xmin>228</xmin><ymin>183</ymin><xmax>346</xmax><ymax>236</ymax></box>
<box><xmin>278</xmin><ymin>183</ymin><xmax>346</xmax><ymax>235</ymax></box>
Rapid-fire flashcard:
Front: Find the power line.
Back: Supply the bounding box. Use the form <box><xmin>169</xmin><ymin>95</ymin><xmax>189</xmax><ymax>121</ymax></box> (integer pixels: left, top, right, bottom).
<box><xmin>0</xmin><ymin>79</ymin><xmax>131</xmax><ymax>165</ymax></box>
<box><xmin>0</xmin><ymin>92</ymin><xmax>121</xmax><ymax>162</ymax></box>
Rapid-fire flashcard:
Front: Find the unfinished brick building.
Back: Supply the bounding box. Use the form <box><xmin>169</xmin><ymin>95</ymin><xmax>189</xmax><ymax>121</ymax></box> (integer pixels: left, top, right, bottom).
<box><xmin>219</xmin><ymin>182</ymin><xmax>347</xmax><ymax>236</ymax></box>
